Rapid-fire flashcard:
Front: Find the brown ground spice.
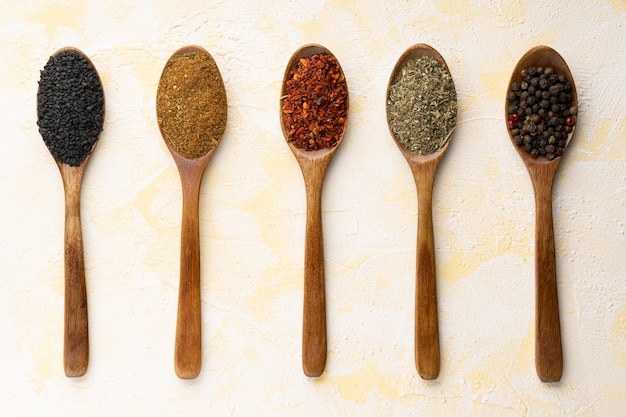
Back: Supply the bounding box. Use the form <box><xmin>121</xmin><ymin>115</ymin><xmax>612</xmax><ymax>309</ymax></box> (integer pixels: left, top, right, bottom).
<box><xmin>157</xmin><ymin>51</ymin><xmax>227</xmax><ymax>159</ymax></box>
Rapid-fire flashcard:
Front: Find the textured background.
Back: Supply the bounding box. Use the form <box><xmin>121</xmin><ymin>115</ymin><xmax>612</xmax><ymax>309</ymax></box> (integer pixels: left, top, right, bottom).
<box><xmin>1</xmin><ymin>1</ymin><xmax>625</xmax><ymax>415</ymax></box>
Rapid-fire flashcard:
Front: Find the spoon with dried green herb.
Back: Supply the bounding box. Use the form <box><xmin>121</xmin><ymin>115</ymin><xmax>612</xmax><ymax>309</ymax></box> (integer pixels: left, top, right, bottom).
<box><xmin>386</xmin><ymin>44</ymin><xmax>457</xmax><ymax>380</ymax></box>
<box><xmin>156</xmin><ymin>45</ymin><xmax>227</xmax><ymax>379</ymax></box>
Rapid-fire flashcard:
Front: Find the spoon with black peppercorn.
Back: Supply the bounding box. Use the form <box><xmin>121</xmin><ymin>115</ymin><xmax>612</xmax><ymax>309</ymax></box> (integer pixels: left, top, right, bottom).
<box><xmin>36</xmin><ymin>47</ymin><xmax>105</xmax><ymax>377</ymax></box>
<box><xmin>280</xmin><ymin>44</ymin><xmax>349</xmax><ymax>377</ymax></box>
<box><xmin>505</xmin><ymin>46</ymin><xmax>578</xmax><ymax>383</ymax></box>
<box><xmin>386</xmin><ymin>44</ymin><xmax>457</xmax><ymax>380</ymax></box>
<box><xmin>156</xmin><ymin>45</ymin><xmax>227</xmax><ymax>379</ymax></box>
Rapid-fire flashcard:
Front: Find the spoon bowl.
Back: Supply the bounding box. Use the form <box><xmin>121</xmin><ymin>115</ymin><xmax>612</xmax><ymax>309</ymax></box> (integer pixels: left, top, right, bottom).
<box><xmin>280</xmin><ymin>44</ymin><xmax>349</xmax><ymax>377</ymax></box>
<box><xmin>156</xmin><ymin>45</ymin><xmax>227</xmax><ymax>379</ymax></box>
<box><xmin>386</xmin><ymin>44</ymin><xmax>456</xmax><ymax>380</ymax></box>
<box><xmin>37</xmin><ymin>46</ymin><xmax>105</xmax><ymax>377</ymax></box>
<box><xmin>505</xmin><ymin>46</ymin><xmax>577</xmax><ymax>383</ymax></box>
<box><xmin>505</xmin><ymin>46</ymin><xmax>578</xmax><ymax>163</ymax></box>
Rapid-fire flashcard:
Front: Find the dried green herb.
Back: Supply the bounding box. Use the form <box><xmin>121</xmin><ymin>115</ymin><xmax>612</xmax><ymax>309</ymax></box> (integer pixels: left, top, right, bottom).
<box><xmin>387</xmin><ymin>56</ymin><xmax>457</xmax><ymax>155</ymax></box>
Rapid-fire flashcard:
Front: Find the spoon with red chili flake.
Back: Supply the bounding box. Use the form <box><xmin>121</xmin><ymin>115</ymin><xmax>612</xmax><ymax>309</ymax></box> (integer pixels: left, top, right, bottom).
<box><xmin>386</xmin><ymin>44</ymin><xmax>457</xmax><ymax>380</ymax></box>
<box><xmin>280</xmin><ymin>44</ymin><xmax>349</xmax><ymax>377</ymax></box>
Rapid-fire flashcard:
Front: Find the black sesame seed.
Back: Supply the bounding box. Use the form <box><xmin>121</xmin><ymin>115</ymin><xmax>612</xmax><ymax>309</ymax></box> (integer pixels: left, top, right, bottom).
<box><xmin>37</xmin><ymin>50</ymin><xmax>104</xmax><ymax>167</ymax></box>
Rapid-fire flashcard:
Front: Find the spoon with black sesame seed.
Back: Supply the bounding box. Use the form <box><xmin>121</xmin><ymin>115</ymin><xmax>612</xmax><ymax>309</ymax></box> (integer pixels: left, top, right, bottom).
<box><xmin>156</xmin><ymin>46</ymin><xmax>227</xmax><ymax>379</ymax></box>
<box><xmin>36</xmin><ymin>47</ymin><xmax>105</xmax><ymax>377</ymax></box>
<box><xmin>386</xmin><ymin>44</ymin><xmax>457</xmax><ymax>380</ymax></box>
<box><xmin>505</xmin><ymin>46</ymin><xmax>578</xmax><ymax>383</ymax></box>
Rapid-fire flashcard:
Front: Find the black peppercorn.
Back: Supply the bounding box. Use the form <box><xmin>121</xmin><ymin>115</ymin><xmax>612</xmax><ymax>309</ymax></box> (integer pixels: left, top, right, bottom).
<box><xmin>537</xmin><ymin>109</ymin><xmax>546</xmax><ymax>119</ymax></box>
<box><xmin>507</xmin><ymin>65</ymin><xmax>575</xmax><ymax>160</ymax></box>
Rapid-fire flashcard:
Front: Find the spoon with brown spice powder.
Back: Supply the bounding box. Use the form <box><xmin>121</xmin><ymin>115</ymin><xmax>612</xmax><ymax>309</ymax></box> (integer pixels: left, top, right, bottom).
<box><xmin>505</xmin><ymin>46</ymin><xmax>578</xmax><ymax>383</ymax></box>
<box><xmin>156</xmin><ymin>45</ymin><xmax>227</xmax><ymax>379</ymax></box>
<box><xmin>386</xmin><ymin>44</ymin><xmax>457</xmax><ymax>380</ymax></box>
<box><xmin>280</xmin><ymin>44</ymin><xmax>349</xmax><ymax>377</ymax></box>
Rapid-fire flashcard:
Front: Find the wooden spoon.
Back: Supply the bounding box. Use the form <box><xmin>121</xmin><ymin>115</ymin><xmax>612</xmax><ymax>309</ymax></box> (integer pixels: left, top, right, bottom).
<box><xmin>58</xmin><ymin>159</ymin><xmax>92</xmax><ymax>378</ymax></box>
<box><xmin>386</xmin><ymin>44</ymin><xmax>456</xmax><ymax>380</ymax></box>
<box><xmin>505</xmin><ymin>46</ymin><xmax>577</xmax><ymax>382</ymax></box>
<box><xmin>37</xmin><ymin>47</ymin><xmax>105</xmax><ymax>377</ymax></box>
<box><xmin>279</xmin><ymin>44</ymin><xmax>349</xmax><ymax>377</ymax></box>
<box><xmin>156</xmin><ymin>46</ymin><xmax>227</xmax><ymax>379</ymax></box>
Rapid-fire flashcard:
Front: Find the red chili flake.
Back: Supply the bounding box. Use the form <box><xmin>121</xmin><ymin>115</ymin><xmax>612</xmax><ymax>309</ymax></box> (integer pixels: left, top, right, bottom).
<box><xmin>282</xmin><ymin>53</ymin><xmax>348</xmax><ymax>151</ymax></box>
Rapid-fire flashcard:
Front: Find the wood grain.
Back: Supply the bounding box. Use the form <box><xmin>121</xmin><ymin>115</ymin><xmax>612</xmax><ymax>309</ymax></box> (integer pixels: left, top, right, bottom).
<box><xmin>298</xmin><ymin>150</ymin><xmax>332</xmax><ymax>377</ymax></box>
<box><xmin>505</xmin><ymin>45</ymin><xmax>577</xmax><ymax>382</ymax></box>
<box><xmin>528</xmin><ymin>161</ymin><xmax>563</xmax><ymax>382</ymax></box>
<box><xmin>58</xmin><ymin>161</ymin><xmax>90</xmax><ymax>378</ymax></box>
<box><xmin>412</xmin><ymin>156</ymin><xmax>443</xmax><ymax>380</ymax></box>
<box><xmin>280</xmin><ymin>44</ymin><xmax>349</xmax><ymax>377</ymax></box>
<box><xmin>386</xmin><ymin>44</ymin><xmax>456</xmax><ymax>380</ymax></box>
<box><xmin>172</xmin><ymin>154</ymin><xmax>212</xmax><ymax>379</ymax></box>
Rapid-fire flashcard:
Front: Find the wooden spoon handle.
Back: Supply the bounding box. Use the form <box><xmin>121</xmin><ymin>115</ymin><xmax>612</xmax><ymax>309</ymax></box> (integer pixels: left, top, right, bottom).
<box><xmin>414</xmin><ymin>176</ymin><xmax>440</xmax><ymax>380</ymax></box>
<box><xmin>533</xmin><ymin>176</ymin><xmax>563</xmax><ymax>382</ymax></box>
<box><xmin>62</xmin><ymin>169</ymin><xmax>89</xmax><ymax>378</ymax></box>
<box><xmin>174</xmin><ymin>172</ymin><xmax>203</xmax><ymax>379</ymax></box>
<box><xmin>302</xmin><ymin>177</ymin><xmax>327</xmax><ymax>377</ymax></box>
